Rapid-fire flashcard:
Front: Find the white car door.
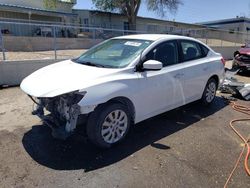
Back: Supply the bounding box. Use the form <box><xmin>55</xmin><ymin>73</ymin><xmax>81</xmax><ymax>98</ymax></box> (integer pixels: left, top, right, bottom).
<box><xmin>134</xmin><ymin>40</ymin><xmax>185</xmax><ymax>122</ymax></box>
<box><xmin>178</xmin><ymin>40</ymin><xmax>211</xmax><ymax>104</ymax></box>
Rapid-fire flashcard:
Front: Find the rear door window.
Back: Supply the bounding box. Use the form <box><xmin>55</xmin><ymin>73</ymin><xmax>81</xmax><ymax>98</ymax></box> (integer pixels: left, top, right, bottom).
<box><xmin>200</xmin><ymin>44</ymin><xmax>209</xmax><ymax>56</ymax></box>
<box><xmin>180</xmin><ymin>40</ymin><xmax>203</xmax><ymax>62</ymax></box>
<box><xmin>145</xmin><ymin>40</ymin><xmax>179</xmax><ymax>67</ymax></box>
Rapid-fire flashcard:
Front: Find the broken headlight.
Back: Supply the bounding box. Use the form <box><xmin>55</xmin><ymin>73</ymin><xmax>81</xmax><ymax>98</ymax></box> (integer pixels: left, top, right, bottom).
<box><xmin>64</xmin><ymin>91</ymin><xmax>87</xmax><ymax>105</ymax></box>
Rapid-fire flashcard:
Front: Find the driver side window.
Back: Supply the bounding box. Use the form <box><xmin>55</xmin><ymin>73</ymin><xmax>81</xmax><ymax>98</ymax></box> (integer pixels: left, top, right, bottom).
<box><xmin>145</xmin><ymin>41</ymin><xmax>178</xmax><ymax>67</ymax></box>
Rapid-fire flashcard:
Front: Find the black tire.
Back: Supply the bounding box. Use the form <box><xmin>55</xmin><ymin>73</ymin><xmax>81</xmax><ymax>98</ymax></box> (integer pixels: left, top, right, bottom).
<box><xmin>201</xmin><ymin>78</ymin><xmax>217</xmax><ymax>106</ymax></box>
<box><xmin>86</xmin><ymin>102</ymin><xmax>131</xmax><ymax>148</ymax></box>
<box><xmin>234</xmin><ymin>51</ymin><xmax>239</xmax><ymax>57</ymax></box>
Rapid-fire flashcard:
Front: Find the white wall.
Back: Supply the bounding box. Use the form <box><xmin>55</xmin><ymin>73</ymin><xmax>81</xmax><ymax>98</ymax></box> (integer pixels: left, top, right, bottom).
<box><xmin>0</xmin><ymin>59</ymin><xmax>60</xmax><ymax>86</ymax></box>
<box><xmin>211</xmin><ymin>46</ymin><xmax>239</xmax><ymax>59</ymax></box>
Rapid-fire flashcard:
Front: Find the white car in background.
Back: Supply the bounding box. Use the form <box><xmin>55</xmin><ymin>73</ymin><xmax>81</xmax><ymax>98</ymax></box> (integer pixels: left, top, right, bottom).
<box><xmin>21</xmin><ymin>34</ymin><xmax>225</xmax><ymax>148</ymax></box>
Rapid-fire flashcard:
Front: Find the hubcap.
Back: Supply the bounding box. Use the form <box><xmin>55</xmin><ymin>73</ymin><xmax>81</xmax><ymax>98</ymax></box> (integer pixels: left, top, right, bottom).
<box><xmin>101</xmin><ymin>110</ymin><xmax>128</xmax><ymax>144</ymax></box>
<box><xmin>206</xmin><ymin>82</ymin><xmax>216</xmax><ymax>103</ymax></box>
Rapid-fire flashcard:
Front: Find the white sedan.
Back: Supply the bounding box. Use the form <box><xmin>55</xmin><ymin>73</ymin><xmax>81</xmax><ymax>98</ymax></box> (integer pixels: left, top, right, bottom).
<box><xmin>21</xmin><ymin>34</ymin><xmax>225</xmax><ymax>148</ymax></box>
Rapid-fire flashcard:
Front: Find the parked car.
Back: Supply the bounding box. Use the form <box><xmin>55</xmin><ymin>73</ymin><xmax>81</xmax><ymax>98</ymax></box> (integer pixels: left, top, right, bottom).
<box><xmin>21</xmin><ymin>34</ymin><xmax>225</xmax><ymax>148</ymax></box>
<box><xmin>233</xmin><ymin>43</ymin><xmax>250</xmax><ymax>57</ymax></box>
<box><xmin>233</xmin><ymin>44</ymin><xmax>250</xmax><ymax>71</ymax></box>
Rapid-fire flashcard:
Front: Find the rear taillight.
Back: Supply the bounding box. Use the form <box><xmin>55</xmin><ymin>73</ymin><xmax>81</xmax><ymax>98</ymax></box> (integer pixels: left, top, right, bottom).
<box><xmin>221</xmin><ymin>57</ymin><xmax>226</xmax><ymax>66</ymax></box>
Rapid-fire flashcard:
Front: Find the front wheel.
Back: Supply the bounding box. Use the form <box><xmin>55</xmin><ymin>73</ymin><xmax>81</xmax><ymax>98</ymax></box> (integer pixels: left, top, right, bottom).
<box><xmin>86</xmin><ymin>103</ymin><xmax>131</xmax><ymax>148</ymax></box>
<box><xmin>201</xmin><ymin>78</ymin><xmax>217</xmax><ymax>106</ymax></box>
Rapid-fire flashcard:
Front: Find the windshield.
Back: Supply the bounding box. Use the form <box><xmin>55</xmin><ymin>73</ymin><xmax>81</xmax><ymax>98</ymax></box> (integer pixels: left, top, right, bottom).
<box><xmin>74</xmin><ymin>39</ymin><xmax>152</xmax><ymax>68</ymax></box>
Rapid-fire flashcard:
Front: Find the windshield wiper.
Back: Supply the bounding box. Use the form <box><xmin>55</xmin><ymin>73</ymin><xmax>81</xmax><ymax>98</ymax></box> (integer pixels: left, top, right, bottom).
<box><xmin>84</xmin><ymin>62</ymin><xmax>105</xmax><ymax>68</ymax></box>
<box><xmin>72</xmin><ymin>59</ymin><xmax>117</xmax><ymax>68</ymax></box>
<box><xmin>75</xmin><ymin>60</ymin><xmax>105</xmax><ymax>68</ymax></box>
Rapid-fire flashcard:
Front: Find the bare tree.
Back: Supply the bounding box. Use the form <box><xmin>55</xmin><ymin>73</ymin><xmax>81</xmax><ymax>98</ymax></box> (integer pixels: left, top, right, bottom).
<box><xmin>92</xmin><ymin>0</ymin><xmax>182</xmax><ymax>30</ymax></box>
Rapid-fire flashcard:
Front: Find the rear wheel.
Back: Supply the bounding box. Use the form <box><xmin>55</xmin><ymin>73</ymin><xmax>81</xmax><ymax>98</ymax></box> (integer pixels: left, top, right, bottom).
<box><xmin>201</xmin><ymin>78</ymin><xmax>217</xmax><ymax>106</ymax></box>
<box><xmin>86</xmin><ymin>103</ymin><xmax>131</xmax><ymax>148</ymax></box>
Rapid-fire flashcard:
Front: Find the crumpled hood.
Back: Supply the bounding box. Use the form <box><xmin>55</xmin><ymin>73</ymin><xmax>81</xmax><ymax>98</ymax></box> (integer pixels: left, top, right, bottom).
<box><xmin>239</xmin><ymin>47</ymin><xmax>250</xmax><ymax>55</ymax></box>
<box><xmin>20</xmin><ymin>60</ymin><xmax>120</xmax><ymax>97</ymax></box>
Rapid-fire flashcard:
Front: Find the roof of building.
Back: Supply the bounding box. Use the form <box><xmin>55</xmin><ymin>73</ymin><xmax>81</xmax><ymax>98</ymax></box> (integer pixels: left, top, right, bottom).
<box><xmin>199</xmin><ymin>17</ymin><xmax>250</xmax><ymax>26</ymax></box>
<box><xmin>0</xmin><ymin>3</ymin><xmax>78</xmax><ymax>17</ymax></box>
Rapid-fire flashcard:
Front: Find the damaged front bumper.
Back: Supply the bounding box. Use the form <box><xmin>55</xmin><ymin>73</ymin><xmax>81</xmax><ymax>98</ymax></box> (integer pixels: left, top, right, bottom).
<box><xmin>29</xmin><ymin>92</ymin><xmax>85</xmax><ymax>139</ymax></box>
<box><xmin>233</xmin><ymin>57</ymin><xmax>250</xmax><ymax>71</ymax></box>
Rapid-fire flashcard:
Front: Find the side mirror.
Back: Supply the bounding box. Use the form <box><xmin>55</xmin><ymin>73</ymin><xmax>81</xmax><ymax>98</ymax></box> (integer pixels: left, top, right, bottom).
<box><xmin>143</xmin><ymin>60</ymin><xmax>162</xmax><ymax>71</ymax></box>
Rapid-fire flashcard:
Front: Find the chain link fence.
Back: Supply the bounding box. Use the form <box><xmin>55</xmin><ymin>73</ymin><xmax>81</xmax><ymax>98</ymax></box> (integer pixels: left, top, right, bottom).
<box><xmin>0</xmin><ymin>20</ymin><xmax>248</xmax><ymax>61</ymax></box>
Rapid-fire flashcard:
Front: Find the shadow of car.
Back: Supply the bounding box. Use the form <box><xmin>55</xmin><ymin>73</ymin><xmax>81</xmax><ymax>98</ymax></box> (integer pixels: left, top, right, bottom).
<box><xmin>22</xmin><ymin>96</ymin><xmax>227</xmax><ymax>172</ymax></box>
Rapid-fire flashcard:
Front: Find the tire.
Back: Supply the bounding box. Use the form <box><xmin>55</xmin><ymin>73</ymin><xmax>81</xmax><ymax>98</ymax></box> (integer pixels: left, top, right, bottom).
<box><xmin>86</xmin><ymin>102</ymin><xmax>131</xmax><ymax>148</ymax></box>
<box><xmin>234</xmin><ymin>51</ymin><xmax>239</xmax><ymax>57</ymax></box>
<box><xmin>201</xmin><ymin>78</ymin><xmax>217</xmax><ymax>106</ymax></box>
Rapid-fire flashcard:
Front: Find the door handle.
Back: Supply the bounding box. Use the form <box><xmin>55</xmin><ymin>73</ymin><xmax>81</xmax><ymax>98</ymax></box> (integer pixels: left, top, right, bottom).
<box><xmin>174</xmin><ymin>73</ymin><xmax>184</xmax><ymax>79</ymax></box>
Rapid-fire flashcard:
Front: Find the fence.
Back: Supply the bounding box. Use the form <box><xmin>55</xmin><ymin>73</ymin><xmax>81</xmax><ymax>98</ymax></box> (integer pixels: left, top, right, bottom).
<box><xmin>0</xmin><ymin>20</ymin><xmax>249</xmax><ymax>61</ymax></box>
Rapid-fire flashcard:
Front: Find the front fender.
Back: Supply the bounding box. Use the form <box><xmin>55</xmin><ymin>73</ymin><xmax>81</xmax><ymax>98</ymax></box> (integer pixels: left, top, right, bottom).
<box><xmin>77</xmin><ymin>81</ymin><xmax>134</xmax><ymax>114</ymax></box>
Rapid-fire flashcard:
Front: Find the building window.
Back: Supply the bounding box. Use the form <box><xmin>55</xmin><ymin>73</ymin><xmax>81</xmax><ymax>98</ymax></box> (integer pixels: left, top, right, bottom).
<box><xmin>84</xmin><ymin>18</ymin><xmax>89</xmax><ymax>26</ymax></box>
<box><xmin>147</xmin><ymin>24</ymin><xmax>158</xmax><ymax>33</ymax></box>
<box><xmin>124</xmin><ymin>22</ymin><xmax>129</xmax><ymax>30</ymax></box>
<box><xmin>83</xmin><ymin>18</ymin><xmax>89</xmax><ymax>32</ymax></box>
<box><xmin>123</xmin><ymin>22</ymin><xmax>130</xmax><ymax>35</ymax></box>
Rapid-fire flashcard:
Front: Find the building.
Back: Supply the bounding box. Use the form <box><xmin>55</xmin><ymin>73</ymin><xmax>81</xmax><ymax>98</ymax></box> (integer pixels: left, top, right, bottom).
<box><xmin>0</xmin><ymin>0</ymin><xmax>78</xmax><ymax>37</ymax></box>
<box><xmin>199</xmin><ymin>17</ymin><xmax>250</xmax><ymax>43</ymax></box>
<box><xmin>3</xmin><ymin>2</ymin><xmax>245</xmax><ymax>43</ymax></box>
<box><xmin>200</xmin><ymin>17</ymin><xmax>250</xmax><ymax>33</ymax></box>
<box><xmin>0</xmin><ymin>0</ymin><xmax>77</xmax><ymax>23</ymax></box>
<box><xmin>0</xmin><ymin>1</ymin><xmax>207</xmax><ymax>38</ymax></box>
<box><xmin>73</xmin><ymin>9</ymin><xmax>205</xmax><ymax>35</ymax></box>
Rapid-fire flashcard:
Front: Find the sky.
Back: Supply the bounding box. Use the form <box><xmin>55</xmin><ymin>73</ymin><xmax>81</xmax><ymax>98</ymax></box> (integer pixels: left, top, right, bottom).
<box><xmin>74</xmin><ymin>0</ymin><xmax>250</xmax><ymax>23</ymax></box>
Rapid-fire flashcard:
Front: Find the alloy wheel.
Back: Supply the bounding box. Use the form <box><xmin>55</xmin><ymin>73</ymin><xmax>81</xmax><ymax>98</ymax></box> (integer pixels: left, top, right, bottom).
<box><xmin>205</xmin><ymin>82</ymin><xmax>216</xmax><ymax>103</ymax></box>
<box><xmin>101</xmin><ymin>110</ymin><xmax>128</xmax><ymax>144</ymax></box>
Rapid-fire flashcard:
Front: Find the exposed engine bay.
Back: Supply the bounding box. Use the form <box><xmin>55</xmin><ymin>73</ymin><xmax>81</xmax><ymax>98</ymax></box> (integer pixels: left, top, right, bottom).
<box><xmin>29</xmin><ymin>93</ymin><xmax>84</xmax><ymax>139</ymax></box>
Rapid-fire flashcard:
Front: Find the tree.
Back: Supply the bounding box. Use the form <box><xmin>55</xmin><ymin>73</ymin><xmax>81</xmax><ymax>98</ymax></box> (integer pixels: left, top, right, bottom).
<box><xmin>43</xmin><ymin>0</ymin><xmax>57</xmax><ymax>10</ymax></box>
<box><xmin>92</xmin><ymin>0</ymin><xmax>182</xmax><ymax>30</ymax></box>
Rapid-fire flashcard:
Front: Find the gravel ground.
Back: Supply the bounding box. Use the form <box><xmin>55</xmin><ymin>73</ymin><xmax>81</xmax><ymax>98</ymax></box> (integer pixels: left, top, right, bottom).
<box><xmin>0</xmin><ymin>63</ymin><xmax>249</xmax><ymax>188</ymax></box>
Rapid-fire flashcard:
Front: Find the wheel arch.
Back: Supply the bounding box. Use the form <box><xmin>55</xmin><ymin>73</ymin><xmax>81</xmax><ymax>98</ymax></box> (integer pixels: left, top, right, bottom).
<box><xmin>209</xmin><ymin>75</ymin><xmax>219</xmax><ymax>89</ymax></box>
<box><xmin>107</xmin><ymin>96</ymin><xmax>136</xmax><ymax>123</ymax></box>
<box><xmin>200</xmin><ymin>74</ymin><xmax>219</xmax><ymax>99</ymax></box>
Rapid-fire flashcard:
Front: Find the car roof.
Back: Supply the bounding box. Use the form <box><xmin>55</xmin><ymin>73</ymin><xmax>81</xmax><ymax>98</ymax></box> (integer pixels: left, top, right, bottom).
<box><xmin>114</xmin><ymin>34</ymin><xmax>197</xmax><ymax>42</ymax></box>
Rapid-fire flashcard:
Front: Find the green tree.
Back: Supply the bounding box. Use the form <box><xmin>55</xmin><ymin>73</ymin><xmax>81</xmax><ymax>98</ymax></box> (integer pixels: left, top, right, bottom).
<box><xmin>43</xmin><ymin>0</ymin><xmax>57</xmax><ymax>10</ymax></box>
<box><xmin>92</xmin><ymin>0</ymin><xmax>182</xmax><ymax>30</ymax></box>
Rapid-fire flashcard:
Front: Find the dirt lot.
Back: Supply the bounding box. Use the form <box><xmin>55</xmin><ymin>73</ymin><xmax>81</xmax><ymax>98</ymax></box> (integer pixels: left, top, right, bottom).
<box><xmin>0</xmin><ymin>67</ymin><xmax>250</xmax><ymax>187</ymax></box>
